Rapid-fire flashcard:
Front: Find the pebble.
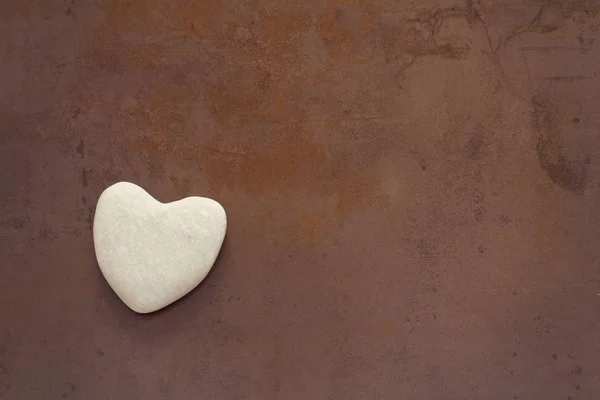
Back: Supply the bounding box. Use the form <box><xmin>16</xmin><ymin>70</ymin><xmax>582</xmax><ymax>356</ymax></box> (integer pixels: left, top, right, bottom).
<box><xmin>93</xmin><ymin>182</ymin><xmax>226</xmax><ymax>313</ymax></box>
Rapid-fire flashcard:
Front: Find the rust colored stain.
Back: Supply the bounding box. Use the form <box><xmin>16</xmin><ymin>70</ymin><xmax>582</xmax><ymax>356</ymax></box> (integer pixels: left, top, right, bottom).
<box><xmin>317</xmin><ymin>4</ymin><xmax>358</xmax><ymax>61</ymax></box>
<box><xmin>97</xmin><ymin>0</ymin><xmax>225</xmax><ymax>33</ymax></box>
<box><xmin>127</xmin><ymin>119</ymin><xmax>382</xmax><ymax>241</ymax></box>
<box><xmin>84</xmin><ymin>1</ymin><xmax>226</xmax><ymax>71</ymax></box>
<box><xmin>3</xmin><ymin>0</ymin><xmax>600</xmax><ymax>399</ymax></box>
<box><xmin>199</xmin><ymin>128</ymin><xmax>329</xmax><ymax>196</ymax></box>
<box><xmin>316</xmin><ymin>1</ymin><xmax>374</xmax><ymax>63</ymax></box>
<box><xmin>1</xmin><ymin>0</ymin><xmax>31</xmax><ymax>18</ymax></box>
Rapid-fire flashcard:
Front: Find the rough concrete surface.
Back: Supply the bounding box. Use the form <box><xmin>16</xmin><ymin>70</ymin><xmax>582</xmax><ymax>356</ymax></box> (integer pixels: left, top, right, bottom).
<box><xmin>1</xmin><ymin>0</ymin><xmax>600</xmax><ymax>399</ymax></box>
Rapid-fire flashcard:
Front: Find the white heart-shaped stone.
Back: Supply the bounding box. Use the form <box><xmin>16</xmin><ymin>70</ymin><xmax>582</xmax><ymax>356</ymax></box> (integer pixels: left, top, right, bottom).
<box><xmin>93</xmin><ymin>182</ymin><xmax>226</xmax><ymax>313</ymax></box>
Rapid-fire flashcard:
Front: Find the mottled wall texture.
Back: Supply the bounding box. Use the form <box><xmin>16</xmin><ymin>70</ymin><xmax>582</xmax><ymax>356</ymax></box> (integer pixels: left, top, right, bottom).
<box><xmin>2</xmin><ymin>0</ymin><xmax>600</xmax><ymax>399</ymax></box>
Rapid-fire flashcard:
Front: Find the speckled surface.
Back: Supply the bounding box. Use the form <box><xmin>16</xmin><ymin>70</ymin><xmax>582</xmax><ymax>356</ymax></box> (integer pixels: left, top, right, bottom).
<box><xmin>1</xmin><ymin>0</ymin><xmax>600</xmax><ymax>399</ymax></box>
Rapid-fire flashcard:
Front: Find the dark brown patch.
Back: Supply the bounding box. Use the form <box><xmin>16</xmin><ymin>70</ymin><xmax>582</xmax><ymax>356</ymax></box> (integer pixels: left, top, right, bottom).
<box><xmin>86</xmin><ymin>207</ymin><xmax>93</xmax><ymax>231</ymax></box>
<box><xmin>466</xmin><ymin>130</ymin><xmax>485</xmax><ymax>159</ymax></box>
<box><xmin>416</xmin><ymin>238</ymin><xmax>436</xmax><ymax>256</ymax></box>
<box><xmin>473</xmin><ymin>189</ymin><xmax>484</xmax><ymax>203</ymax></box>
<box><xmin>464</xmin><ymin>0</ymin><xmax>481</xmax><ymax>24</ymax></box>
<box><xmin>39</xmin><ymin>226</ymin><xmax>58</xmax><ymax>242</ymax></box>
<box><xmin>75</xmin><ymin>140</ymin><xmax>84</xmax><ymax>159</ymax></box>
<box><xmin>542</xmin><ymin>160</ymin><xmax>587</xmax><ymax>193</ymax></box>
<box><xmin>577</xmin><ymin>33</ymin><xmax>594</xmax><ymax>47</ymax></box>
<box><xmin>569</xmin><ymin>365</ymin><xmax>583</xmax><ymax>376</ymax></box>
<box><xmin>531</xmin><ymin>94</ymin><xmax>588</xmax><ymax>194</ymax></box>
<box><xmin>543</xmin><ymin>76</ymin><xmax>587</xmax><ymax>82</ymax></box>
<box><xmin>81</xmin><ymin>168</ymin><xmax>88</xmax><ymax>188</ymax></box>
<box><xmin>2</xmin><ymin>217</ymin><xmax>28</xmax><ymax>230</ymax></box>
<box><xmin>474</xmin><ymin>207</ymin><xmax>486</xmax><ymax>221</ymax></box>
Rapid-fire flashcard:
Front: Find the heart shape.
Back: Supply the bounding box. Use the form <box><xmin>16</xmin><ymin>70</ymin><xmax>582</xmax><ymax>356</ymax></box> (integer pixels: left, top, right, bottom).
<box><xmin>93</xmin><ymin>182</ymin><xmax>226</xmax><ymax>313</ymax></box>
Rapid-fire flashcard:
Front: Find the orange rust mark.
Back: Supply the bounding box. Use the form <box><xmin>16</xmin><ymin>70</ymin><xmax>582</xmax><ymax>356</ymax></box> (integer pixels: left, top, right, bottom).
<box><xmin>196</xmin><ymin>125</ymin><xmax>382</xmax><ymax>242</ymax></box>
<box><xmin>288</xmin><ymin>172</ymin><xmax>381</xmax><ymax>243</ymax></box>
<box><xmin>271</xmin><ymin>96</ymin><xmax>294</xmax><ymax>122</ymax></box>
<box><xmin>73</xmin><ymin>1</ymin><xmax>385</xmax><ymax>244</ymax></box>
<box><xmin>205</xmin><ymin>77</ymin><xmax>307</xmax><ymax>127</ymax></box>
<box><xmin>199</xmin><ymin>128</ymin><xmax>328</xmax><ymax>197</ymax></box>
<box><xmin>326</xmin><ymin>120</ymin><xmax>342</xmax><ymax>129</ymax></box>
<box><xmin>95</xmin><ymin>0</ymin><xmax>225</xmax><ymax>48</ymax></box>
<box><xmin>316</xmin><ymin>2</ymin><xmax>373</xmax><ymax>63</ymax></box>
<box><xmin>361</xmin><ymin>14</ymin><xmax>374</xmax><ymax>36</ymax></box>
<box><xmin>294</xmin><ymin>210</ymin><xmax>334</xmax><ymax>242</ymax></box>
<box><xmin>317</xmin><ymin>5</ymin><xmax>355</xmax><ymax>61</ymax></box>
<box><xmin>132</xmin><ymin>135</ymin><xmax>165</xmax><ymax>156</ymax></box>
<box><xmin>258</xmin><ymin>8</ymin><xmax>308</xmax><ymax>56</ymax></box>
<box><xmin>180</xmin><ymin>2</ymin><xmax>224</xmax><ymax>40</ymax></box>
<box><xmin>1</xmin><ymin>0</ymin><xmax>32</xmax><ymax>18</ymax></box>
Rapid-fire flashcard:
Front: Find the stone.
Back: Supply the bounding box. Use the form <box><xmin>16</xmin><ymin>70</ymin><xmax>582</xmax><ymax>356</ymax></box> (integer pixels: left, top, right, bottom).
<box><xmin>93</xmin><ymin>182</ymin><xmax>226</xmax><ymax>313</ymax></box>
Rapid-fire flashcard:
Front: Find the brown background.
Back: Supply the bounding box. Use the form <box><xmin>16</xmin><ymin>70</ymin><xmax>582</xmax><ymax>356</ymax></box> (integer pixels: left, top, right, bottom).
<box><xmin>1</xmin><ymin>0</ymin><xmax>600</xmax><ymax>399</ymax></box>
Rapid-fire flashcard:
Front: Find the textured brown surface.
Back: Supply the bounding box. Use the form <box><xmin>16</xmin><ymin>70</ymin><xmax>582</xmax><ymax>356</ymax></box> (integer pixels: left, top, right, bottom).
<box><xmin>2</xmin><ymin>0</ymin><xmax>600</xmax><ymax>399</ymax></box>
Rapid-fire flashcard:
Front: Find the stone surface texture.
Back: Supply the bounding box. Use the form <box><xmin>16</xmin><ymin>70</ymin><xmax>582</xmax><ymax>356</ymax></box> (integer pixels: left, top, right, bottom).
<box><xmin>2</xmin><ymin>0</ymin><xmax>600</xmax><ymax>399</ymax></box>
<box><xmin>94</xmin><ymin>182</ymin><xmax>226</xmax><ymax>313</ymax></box>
